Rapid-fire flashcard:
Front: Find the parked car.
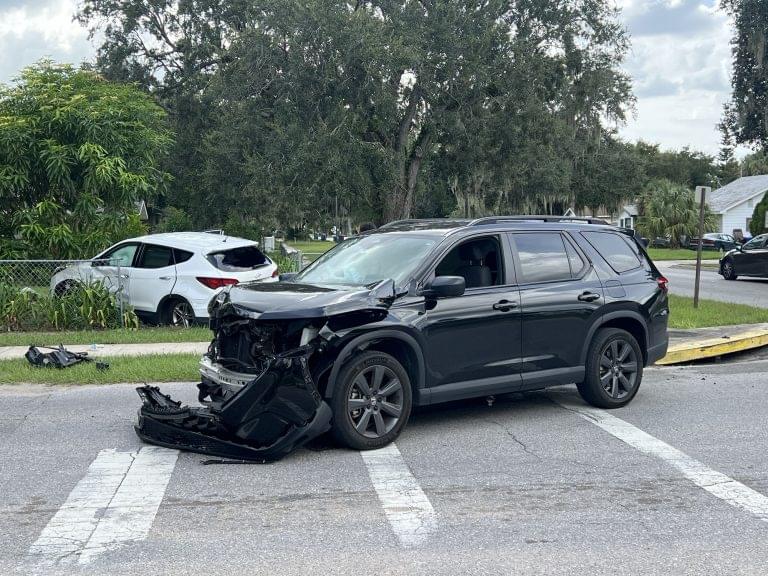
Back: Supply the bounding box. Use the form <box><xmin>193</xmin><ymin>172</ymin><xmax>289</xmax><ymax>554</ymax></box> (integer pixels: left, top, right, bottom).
<box><xmin>719</xmin><ymin>234</ymin><xmax>768</xmax><ymax>281</ymax></box>
<box><xmin>51</xmin><ymin>232</ymin><xmax>278</xmax><ymax>326</ymax></box>
<box><xmin>688</xmin><ymin>233</ymin><xmax>737</xmax><ymax>251</ymax></box>
<box><xmin>649</xmin><ymin>237</ymin><xmax>671</xmax><ymax>248</ymax></box>
<box><xmin>136</xmin><ymin>217</ymin><xmax>670</xmax><ymax>460</ymax></box>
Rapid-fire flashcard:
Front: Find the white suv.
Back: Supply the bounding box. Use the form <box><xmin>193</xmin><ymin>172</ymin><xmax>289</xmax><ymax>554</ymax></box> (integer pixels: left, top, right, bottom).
<box><xmin>50</xmin><ymin>232</ymin><xmax>278</xmax><ymax>326</ymax></box>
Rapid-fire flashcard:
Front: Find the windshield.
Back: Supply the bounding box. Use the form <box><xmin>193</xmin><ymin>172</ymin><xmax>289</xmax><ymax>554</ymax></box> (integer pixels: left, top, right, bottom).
<box><xmin>294</xmin><ymin>234</ymin><xmax>437</xmax><ymax>287</ymax></box>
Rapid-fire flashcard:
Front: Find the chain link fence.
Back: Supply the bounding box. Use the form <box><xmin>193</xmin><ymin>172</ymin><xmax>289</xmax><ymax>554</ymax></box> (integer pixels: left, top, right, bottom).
<box><xmin>0</xmin><ymin>259</ymin><xmax>132</xmax><ymax>331</ymax></box>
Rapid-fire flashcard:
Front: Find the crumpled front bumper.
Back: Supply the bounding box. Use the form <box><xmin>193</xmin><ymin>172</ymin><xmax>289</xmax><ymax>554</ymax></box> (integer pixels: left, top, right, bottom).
<box><xmin>134</xmin><ymin>347</ymin><xmax>332</xmax><ymax>461</ymax></box>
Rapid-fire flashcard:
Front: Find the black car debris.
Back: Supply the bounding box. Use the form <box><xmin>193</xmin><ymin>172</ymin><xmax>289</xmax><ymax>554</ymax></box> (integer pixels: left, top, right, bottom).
<box><xmin>136</xmin><ymin>216</ymin><xmax>669</xmax><ymax>461</ymax></box>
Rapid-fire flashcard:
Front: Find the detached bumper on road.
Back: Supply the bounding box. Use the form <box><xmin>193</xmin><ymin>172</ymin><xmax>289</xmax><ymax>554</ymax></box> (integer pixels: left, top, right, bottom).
<box><xmin>134</xmin><ymin>347</ymin><xmax>332</xmax><ymax>461</ymax></box>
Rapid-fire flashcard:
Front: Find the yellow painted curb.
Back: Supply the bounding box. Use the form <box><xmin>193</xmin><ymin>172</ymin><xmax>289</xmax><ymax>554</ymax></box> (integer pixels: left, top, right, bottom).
<box><xmin>656</xmin><ymin>330</ymin><xmax>768</xmax><ymax>365</ymax></box>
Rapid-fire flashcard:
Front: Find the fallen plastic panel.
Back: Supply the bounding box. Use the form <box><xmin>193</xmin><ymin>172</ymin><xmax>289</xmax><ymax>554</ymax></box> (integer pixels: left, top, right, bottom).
<box><xmin>135</xmin><ymin>347</ymin><xmax>332</xmax><ymax>461</ymax></box>
<box><xmin>25</xmin><ymin>345</ymin><xmax>109</xmax><ymax>371</ymax></box>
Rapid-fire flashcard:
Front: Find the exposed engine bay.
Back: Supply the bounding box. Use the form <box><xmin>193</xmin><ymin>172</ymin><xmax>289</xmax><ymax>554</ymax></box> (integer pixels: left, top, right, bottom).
<box><xmin>134</xmin><ymin>280</ymin><xmax>394</xmax><ymax>461</ymax></box>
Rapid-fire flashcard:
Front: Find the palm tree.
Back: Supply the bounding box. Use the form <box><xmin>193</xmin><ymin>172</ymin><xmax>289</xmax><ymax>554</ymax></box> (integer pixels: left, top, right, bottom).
<box><xmin>636</xmin><ymin>179</ymin><xmax>715</xmax><ymax>248</ymax></box>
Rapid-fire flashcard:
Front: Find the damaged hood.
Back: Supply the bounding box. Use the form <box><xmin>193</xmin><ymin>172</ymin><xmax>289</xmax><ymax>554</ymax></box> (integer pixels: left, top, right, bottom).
<box><xmin>210</xmin><ymin>279</ymin><xmax>397</xmax><ymax>320</ymax></box>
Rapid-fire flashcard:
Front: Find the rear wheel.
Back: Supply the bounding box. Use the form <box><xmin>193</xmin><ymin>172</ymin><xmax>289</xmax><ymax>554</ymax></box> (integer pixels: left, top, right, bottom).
<box><xmin>577</xmin><ymin>328</ymin><xmax>643</xmax><ymax>408</ymax></box>
<box><xmin>163</xmin><ymin>298</ymin><xmax>195</xmax><ymax>327</ymax></box>
<box><xmin>330</xmin><ymin>351</ymin><xmax>412</xmax><ymax>450</ymax></box>
<box><xmin>722</xmin><ymin>259</ymin><xmax>738</xmax><ymax>280</ymax></box>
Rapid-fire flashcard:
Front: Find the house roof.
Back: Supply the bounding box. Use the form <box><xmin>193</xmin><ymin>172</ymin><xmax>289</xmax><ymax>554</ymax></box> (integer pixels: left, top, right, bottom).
<box><xmin>620</xmin><ymin>203</ymin><xmax>638</xmax><ymax>216</ymax></box>
<box><xmin>708</xmin><ymin>175</ymin><xmax>768</xmax><ymax>214</ymax></box>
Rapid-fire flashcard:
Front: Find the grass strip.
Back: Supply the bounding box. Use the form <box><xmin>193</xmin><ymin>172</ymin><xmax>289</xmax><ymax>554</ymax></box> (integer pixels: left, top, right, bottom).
<box><xmin>647</xmin><ymin>248</ymin><xmax>721</xmax><ymax>261</ymax></box>
<box><xmin>668</xmin><ymin>294</ymin><xmax>768</xmax><ymax>329</ymax></box>
<box><xmin>0</xmin><ymin>353</ymin><xmax>201</xmax><ymax>385</ymax></box>
<box><xmin>0</xmin><ymin>327</ymin><xmax>210</xmax><ymax>347</ymax></box>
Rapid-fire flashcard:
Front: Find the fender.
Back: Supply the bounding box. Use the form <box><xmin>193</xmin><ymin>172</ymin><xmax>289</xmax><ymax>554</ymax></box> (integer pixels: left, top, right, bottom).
<box><xmin>324</xmin><ymin>329</ymin><xmax>427</xmax><ymax>400</ymax></box>
<box><xmin>579</xmin><ymin>310</ymin><xmax>649</xmax><ymax>365</ymax></box>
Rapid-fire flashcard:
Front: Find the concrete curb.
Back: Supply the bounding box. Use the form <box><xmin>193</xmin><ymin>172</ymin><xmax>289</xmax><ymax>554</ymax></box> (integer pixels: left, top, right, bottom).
<box><xmin>657</xmin><ymin>329</ymin><xmax>768</xmax><ymax>365</ymax></box>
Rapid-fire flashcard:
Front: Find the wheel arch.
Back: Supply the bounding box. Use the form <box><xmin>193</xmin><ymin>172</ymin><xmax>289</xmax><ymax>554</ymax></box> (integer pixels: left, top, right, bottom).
<box><xmin>581</xmin><ymin>312</ymin><xmax>649</xmax><ymax>366</ymax></box>
<box><xmin>323</xmin><ymin>330</ymin><xmax>426</xmax><ymax>402</ymax></box>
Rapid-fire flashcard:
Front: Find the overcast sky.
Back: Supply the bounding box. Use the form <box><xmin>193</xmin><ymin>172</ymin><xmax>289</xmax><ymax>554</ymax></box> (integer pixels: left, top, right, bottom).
<box><xmin>0</xmin><ymin>0</ymin><xmax>741</xmax><ymax>157</ymax></box>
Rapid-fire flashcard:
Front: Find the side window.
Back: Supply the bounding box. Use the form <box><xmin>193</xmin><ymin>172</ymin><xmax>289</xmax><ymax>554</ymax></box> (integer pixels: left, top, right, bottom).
<box><xmin>563</xmin><ymin>236</ymin><xmax>586</xmax><ymax>276</ymax></box>
<box><xmin>174</xmin><ymin>249</ymin><xmax>194</xmax><ymax>264</ymax></box>
<box><xmin>434</xmin><ymin>236</ymin><xmax>503</xmax><ymax>289</ymax></box>
<box><xmin>100</xmin><ymin>243</ymin><xmax>138</xmax><ymax>267</ymax></box>
<box><xmin>513</xmin><ymin>233</ymin><xmax>573</xmax><ymax>283</ymax></box>
<box><xmin>582</xmin><ymin>232</ymin><xmax>641</xmax><ymax>273</ymax></box>
<box><xmin>137</xmin><ymin>244</ymin><xmax>174</xmax><ymax>269</ymax></box>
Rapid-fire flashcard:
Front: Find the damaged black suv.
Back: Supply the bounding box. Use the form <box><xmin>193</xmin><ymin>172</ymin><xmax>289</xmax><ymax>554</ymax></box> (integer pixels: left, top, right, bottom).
<box><xmin>136</xmin><ymin>217</ymin><xmax>669</xmax><ymax>461</ymax></box>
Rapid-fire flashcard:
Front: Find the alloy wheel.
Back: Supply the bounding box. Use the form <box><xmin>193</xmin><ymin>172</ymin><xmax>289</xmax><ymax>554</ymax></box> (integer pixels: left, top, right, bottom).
<box><xmin>599</xmin><ymin>339</ymin><xmax>638</xmax><ymax>400</ymax></box>
<box><xmin>723</xmin><ymin>261</ymin><xmax>735</xmax><ymax>280</ymax></box>
<box><xmin>347</xmin><ymin>365</ymin><xmax>404</xmax><ymax>438</ymax></box>
<box><xmin>171</xmin><ymin>301</ymin><xmax>194</xmax><ymax>328</ymax></box>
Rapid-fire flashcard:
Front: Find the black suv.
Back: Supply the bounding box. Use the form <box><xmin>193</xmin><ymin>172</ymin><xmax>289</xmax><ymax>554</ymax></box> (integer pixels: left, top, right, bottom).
<box><xmin>136</xmin><ymin>217</ymin><xmax>670</xmax><ymax>461</ymax></box>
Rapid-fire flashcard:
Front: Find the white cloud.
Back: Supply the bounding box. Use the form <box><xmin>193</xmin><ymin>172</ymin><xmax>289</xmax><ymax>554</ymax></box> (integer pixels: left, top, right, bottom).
<box><xmin>617</xmin><ymin>0</ymin><xmax>743</xmax><ymax>156</ymax></box>
<box><xmin>0</xmin><ymin>0</ymin><xmax>95</xmax><ymax>84</ymax></box>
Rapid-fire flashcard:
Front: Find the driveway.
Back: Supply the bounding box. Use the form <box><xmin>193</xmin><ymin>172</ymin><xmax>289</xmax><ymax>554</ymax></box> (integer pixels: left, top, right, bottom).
<box><xmin>4</xmin><ymin>359</ymin><xmax>768</xmax><ymax>575</ymax></box>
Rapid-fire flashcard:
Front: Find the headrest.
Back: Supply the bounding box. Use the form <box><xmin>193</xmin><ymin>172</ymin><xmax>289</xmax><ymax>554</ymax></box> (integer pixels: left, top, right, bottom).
<box><xmin>458</xmin><ymin>241</ymin><xmax>491</xmax><ymax>261</ymax></box>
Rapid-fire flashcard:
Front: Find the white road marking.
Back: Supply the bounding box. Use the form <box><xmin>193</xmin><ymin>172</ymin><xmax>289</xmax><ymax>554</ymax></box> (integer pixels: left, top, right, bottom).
<box><xmin>361</xmin><ymin>443</ymin><xmax>437</xmax><ymax>547</ymax></box>
<box><xmin>554</xmin><ymin>396</ymin><xmax>768</xmax><ymax>522</ymax></box>
<box><xmin>27</xmin><ymin>446</ymin><xmax>178</xmax><ymax>566</ymax></box>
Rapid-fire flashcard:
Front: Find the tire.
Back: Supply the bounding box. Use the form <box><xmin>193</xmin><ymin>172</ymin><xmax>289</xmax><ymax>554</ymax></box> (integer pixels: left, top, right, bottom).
<box><xmin>577</xmin><ymin>328</ymin><xmax>643</xmax><ymax>409</ymax></box>
<box><xmin>330</xmin><ymin>351</ymin><xmax>412</xmax><ymax>450</ymax></box>
<box><xmin>54</xmin><ymin>281</ymin><xmax>76</xmax><ymax>298</ymax></box>
<box><xmin>722</xmin><ymin>259</ymin><xmax>738</xmax><ymax>281</ymax></box>
<box><xmin>162</xmin><ymin>297</ymin><xmax>195</xmax><ymax>327</ymax></box>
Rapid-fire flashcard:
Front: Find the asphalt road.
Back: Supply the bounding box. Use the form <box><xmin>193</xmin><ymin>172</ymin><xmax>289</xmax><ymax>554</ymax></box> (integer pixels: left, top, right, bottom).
<box><xmin>3</xmin><ymin>361</ymin><xmax>768</xmax><ymax>576</ymax></box>
<box><xmin>657</xmin><ymin>260</ymin><xmax>768</xmax><ymax>308</ymax></box>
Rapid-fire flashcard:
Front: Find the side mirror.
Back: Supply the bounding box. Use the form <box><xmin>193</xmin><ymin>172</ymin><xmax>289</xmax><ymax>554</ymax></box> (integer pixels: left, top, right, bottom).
<box><xmin>424</xmin><ymin>276</ymin><xmax>465</xmax><ymax>299</ymax></box>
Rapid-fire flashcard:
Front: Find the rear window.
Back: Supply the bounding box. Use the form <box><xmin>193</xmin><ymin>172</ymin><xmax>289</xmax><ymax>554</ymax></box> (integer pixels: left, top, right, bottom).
<box><xmin>174</xmin><ymin>249</ymin><xmax>193</xmax><ymax>264</ymax></box>
<box><xmin>513</xmin><ymin>232</ymin><xmax>573</xmax><ymax>283</ymax></box>
<box><xmin>582</xmin><ymin>232</ymin><xmax>641</xmax><ymax>273</ymax></box>
<box><xmin>207</xmin><ymin>246</ymin><xmax>269</xmax><ymax>271</ymax></box>
<box><xmin>137</xmin><ymin>244</ymin><xmax>173</xmax><ymax>269</ymax></box>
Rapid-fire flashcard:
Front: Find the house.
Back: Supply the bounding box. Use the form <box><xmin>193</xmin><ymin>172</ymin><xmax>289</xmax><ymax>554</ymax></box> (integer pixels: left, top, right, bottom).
<box><xmin>616</xmin><ymin>203</ymin><xmax>638</xmax><ymax>229</ymax></box>
<box><xmin>706</xmin><ymin>175</ymin><xmax>768</xmax><ymax>236</ymax></box>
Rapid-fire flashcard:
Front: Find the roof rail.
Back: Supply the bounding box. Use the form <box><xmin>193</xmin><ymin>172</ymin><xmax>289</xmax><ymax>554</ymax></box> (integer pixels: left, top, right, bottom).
<box><xmin>377</xmin><ymin>219</ymin><xmax>423</xmax><ymax>230</ymax></box>
<box><xmin>468</xmin><ymin>215</ymin><xmax>610</xmax><ymax>226</ymax></box>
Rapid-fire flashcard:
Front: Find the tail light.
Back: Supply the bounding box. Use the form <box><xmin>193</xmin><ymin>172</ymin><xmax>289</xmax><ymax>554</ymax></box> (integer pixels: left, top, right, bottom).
<box><xmin>271</xmin><ymin>267</ymin><xmax>279</xmax><ymax>278</ymax></box>
<box><xmin>197</xmin><ymin>277</ymin><xmax>239</xmax><ymax>289</ymax></box>
<box><xmin>657</xmin><ymin>276</ymin><xmax>669</xmax><ymax>292</ymax></box>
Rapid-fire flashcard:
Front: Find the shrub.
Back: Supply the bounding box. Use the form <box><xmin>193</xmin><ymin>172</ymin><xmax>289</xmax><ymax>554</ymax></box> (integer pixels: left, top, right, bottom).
<box><xmin>0</xmin><ymin>281</ymin><xmax>138</xmax><ymax>331</ymax></box>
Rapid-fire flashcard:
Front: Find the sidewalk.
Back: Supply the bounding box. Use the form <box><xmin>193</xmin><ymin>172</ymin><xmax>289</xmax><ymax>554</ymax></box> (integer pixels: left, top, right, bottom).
<box><xmin>1</xmin><ymin>323</ymin><xmax>767</xmax><ymax>364</ymax></box>
<box><xmin>0</xmin><ymin>341</ymin><xmax>209</xmax><ymax>361</ymax></box>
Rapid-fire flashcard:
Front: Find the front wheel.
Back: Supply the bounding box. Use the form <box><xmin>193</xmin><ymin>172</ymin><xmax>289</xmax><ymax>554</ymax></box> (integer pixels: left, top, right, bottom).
<box><xmin>330</xmin><ymin>351</ymin><xmax>412</xmax><ymax>450</ymax></box>
<box><xmin>577</xmin><ymin>328</ymin><xmax>643</xmax><ymax>409</ymax></box>
<box><xmin>721</xmin><ymin>259</ymin><xmax>738</xmax><ymax>281</ymax></box>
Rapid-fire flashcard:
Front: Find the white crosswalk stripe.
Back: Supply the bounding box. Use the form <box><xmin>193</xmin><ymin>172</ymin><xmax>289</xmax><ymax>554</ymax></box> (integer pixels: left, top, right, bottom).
<box><xmin>554</xmin><ymin>395</ymin><xmax>768</xmax><ymax>523</ymax></box>
<box><xmin>27</xmin><ymin>446</ymin><xmax>178</xmax><ymax>566</ymax></box>
<box><xmin>360</xmin><ymin>443</ymin><xmax>437</xmax><ymax>547</ymax></box>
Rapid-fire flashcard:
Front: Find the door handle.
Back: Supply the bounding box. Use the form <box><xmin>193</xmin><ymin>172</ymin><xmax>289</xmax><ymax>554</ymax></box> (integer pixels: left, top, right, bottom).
<box><xmin>492</xmin><ymin>299</ymin><xmax>518</xmax><ymax>312</ymax></box>
<box><xmin>119</xmin><ymin>274</ymin><xmax>129</xmax><ymax>279</ymax></box>
<box><xmin>578</xmin><ymin>291</ymin><xmax>601</xmax><ymax>302</ymax></box>
<box><xmin>158</xmin><ymin>276</ymin><xmax>171</xmax><ymax>281</ymax></box>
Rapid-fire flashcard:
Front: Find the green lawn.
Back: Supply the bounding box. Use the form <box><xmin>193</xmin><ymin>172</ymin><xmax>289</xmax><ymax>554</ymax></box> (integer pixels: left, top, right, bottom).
<box><xmin>1</xmin><ymin>353</ymin><xmax>201</xmax><ymax>385</ymax></box>
<box><xmin>668</xmin><ymin>294</ymin><xmax>768</xmax><ymax>329</ymax></box>
<box><xmin>0</xmin><ymin>326</ymin><xmax>210</xmax><ymax>347</ymax></box>
<box><xmin>285</xmin><ymin>240</ymin><xmax>336</xmax><ymax>262</ymax></box>
<box><xmin>647</xmin><ymin>248</ymin><xmax>721</xmax><ymax>261</ymax></box>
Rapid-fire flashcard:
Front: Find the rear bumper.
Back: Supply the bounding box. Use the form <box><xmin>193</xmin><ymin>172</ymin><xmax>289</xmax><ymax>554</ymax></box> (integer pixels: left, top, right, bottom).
<box><xmin>648</xmin><ymin>338</ymin><xmax>669</xmax><ymax>365</ymax></box>
<box><xmin>135</xmin><ymin>347</ymin><xmax>332</xmax><ymax>461</ymax></box>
